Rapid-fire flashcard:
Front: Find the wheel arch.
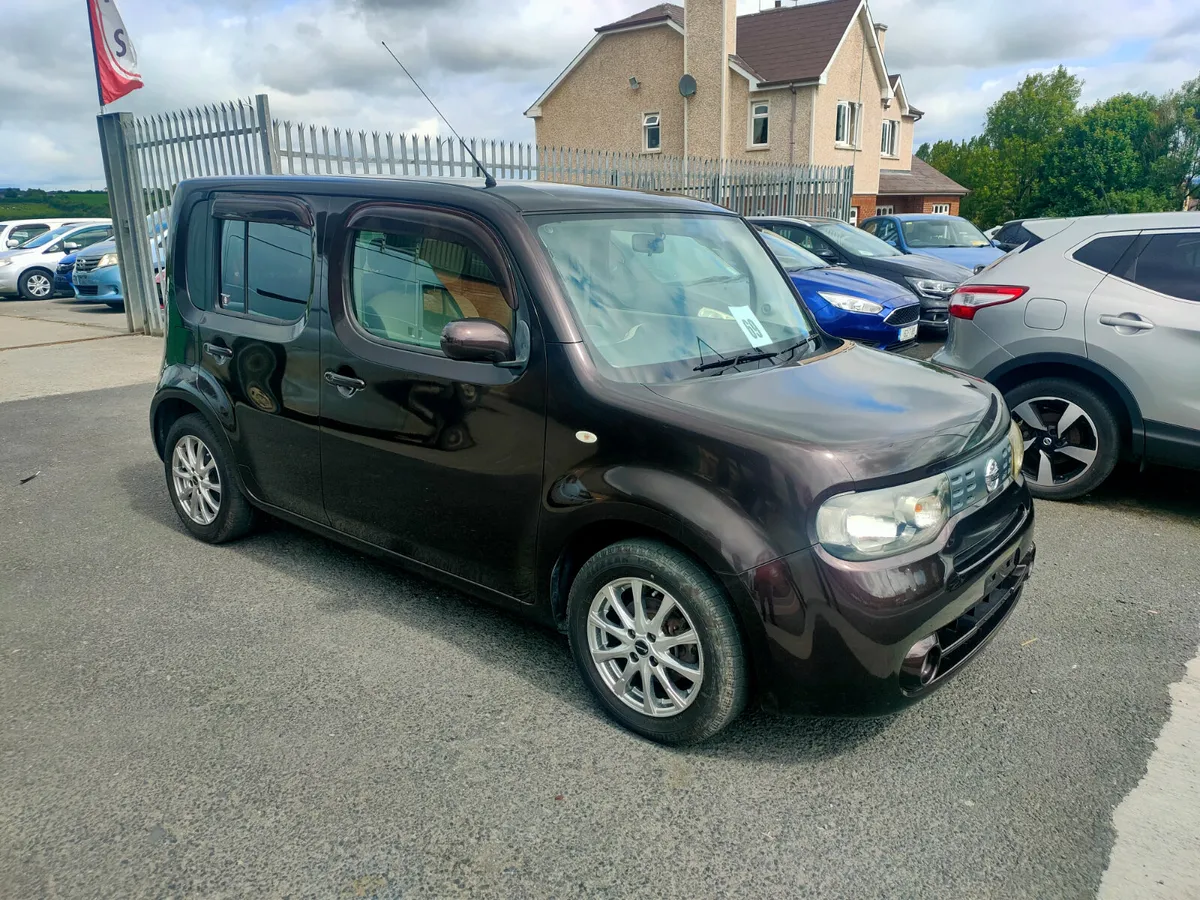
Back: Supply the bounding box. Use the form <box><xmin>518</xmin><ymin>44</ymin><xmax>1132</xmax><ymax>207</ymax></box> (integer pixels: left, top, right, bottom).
<box><xmin>19</xmin><ymin>266</ymin><xmax>55</xmax><ymax>295</ymax></box>
<box><xmin>985</xmin><ymin>353</ymin><xmax>1145</xmax><ymax>459</ymax></box>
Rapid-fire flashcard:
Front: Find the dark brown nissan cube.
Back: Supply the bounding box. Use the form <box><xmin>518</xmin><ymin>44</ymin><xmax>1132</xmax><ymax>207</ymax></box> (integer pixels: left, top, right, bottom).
<box><xmin>151</xmin><ymin>176</ymin><xmax>1035</xmax><ymax>744</ymax></box>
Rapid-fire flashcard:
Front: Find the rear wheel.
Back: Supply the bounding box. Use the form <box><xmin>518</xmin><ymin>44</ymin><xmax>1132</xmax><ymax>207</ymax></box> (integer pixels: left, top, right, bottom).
<box><xmin>1005</xmin><ymin>378</ymin><xmax>1119</xmax><ymax>500</ymax></box>
<box><xmin>18</xmin><ymin>269</ymin><xmax>54</xmax><ymax>300</ymax></box>
<box><xmin>164</xmin><ymin>414</ymin><xmax>256</xmax><ymax>543</ymax></box>
<box><xmin>567</xmin><ymin>539</ymin><xmax>748</xmax><ymax>744</ymax></box>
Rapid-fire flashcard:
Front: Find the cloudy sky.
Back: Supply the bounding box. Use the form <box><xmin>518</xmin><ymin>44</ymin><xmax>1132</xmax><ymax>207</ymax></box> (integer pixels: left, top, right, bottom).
<box><xmin>2</xmin><ymin>0</ymin><xmax>1197</xmax><ymax>189</ymax></box>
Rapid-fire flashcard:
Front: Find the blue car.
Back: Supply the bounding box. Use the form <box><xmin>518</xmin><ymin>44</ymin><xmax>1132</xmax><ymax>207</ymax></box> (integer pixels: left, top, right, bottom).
<box><xmin>759</xmin><ymin>229</ymin><xmax>921</xmax><ymax>350</ymax></box>
<box><xmin>54</xmin><ymin>252</ymin><xmax>78</xmax><ymax>296</ymax></box>
<box><xmin>72</xmin><ymin>239</ymin><xmax>125</xmax><ymax>309</ymax></box>
<box><xmin>860</xmin><ymin>213</ymin><xmax>1004</xmax><ymax>272</ymax></box>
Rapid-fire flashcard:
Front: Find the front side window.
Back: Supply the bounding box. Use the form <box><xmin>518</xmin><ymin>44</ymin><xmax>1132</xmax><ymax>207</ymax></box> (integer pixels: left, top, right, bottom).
<box><xmin>643</xmin><ymin>113</ymin><xmax>661</xmax><ymax>152</ymax></box>
<box><xmin>1122</xmin><ymin>231</ymin><xmax>1200</xmax><ymax>302</ymax></box>
<box><xmin>880</xmin><ymin>120</ymin><xmax>898</xmax><ymax>156</ymax></box>
<box><xmin>218</xmin><ymin>220</ymin><xmax>313</xmax><ymax>320</ymax></box>
<box><xmin>8</xmin><ymin>224</ymin><xmax>48</xmax><ymax>246</ymax></box>
<box><xmin>535</xmin><ymin>213</ymin><xmax>816</xmax><ymax>383</ymax></box>
<box><xmin>750</xmin><ymin>102</ymin><xmax>769</xmax><ymax>146</ymax></box>
<box><xmin>350</xmin><ymin>227</ymin><xmax>513</xmax><ymax>351</ymax></box>
<box><xmin>901</xmin><ymin>216</ymin><xmax>988</xmax><ymax>249</ymax></box>
<box><xmin>875</xmin><ymin>219</ymin><xmax>900</xmax><ymax>244</ymax></box>
<box><xmin>63</xmin><ymin>226</ymin><xmax>113</xmax><ymax>251</ymax></box>
<box><xmin>759</xmin><ymin>229</ymin><xmax>825</xmax><ymax>270</ymax></box>
<box><xmin>836</xmin><ymin>101</ymin><xmax>861</xmax><ymax>147</ymax></box>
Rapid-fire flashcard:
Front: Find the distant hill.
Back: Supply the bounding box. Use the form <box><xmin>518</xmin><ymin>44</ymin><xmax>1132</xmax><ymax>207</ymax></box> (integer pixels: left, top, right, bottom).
<box><xmin>0</xmin><ymin>188</ymin><xmax>110</xmax><ymax>220</ymax></box>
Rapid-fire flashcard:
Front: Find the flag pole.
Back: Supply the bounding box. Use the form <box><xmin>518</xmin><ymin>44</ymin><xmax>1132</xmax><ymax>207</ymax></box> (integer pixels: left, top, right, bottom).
<box><xmin>87</xmin><ymin>0</ymin><xmax>105</xmax><ymax>112</ymax></box>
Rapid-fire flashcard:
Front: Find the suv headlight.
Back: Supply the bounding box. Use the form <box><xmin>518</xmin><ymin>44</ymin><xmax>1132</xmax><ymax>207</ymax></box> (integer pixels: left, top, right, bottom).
<box><xmin>905</xmin><ymin>277</ymin><xmax>957</xmax><ymax>299</ymax></box>
<box><xmin>816</xmin><ymin>473</ymin><xmax>950</xmax><ymax>561</ymax></box>
<box><xmin>1009</xmin><ymin>418</ymin><xmax>1025</xmax><ymax>479</ymax></box>
<box><xmin>98</xmin><ymin>252</ymin><xmax>119</xmax><ymax>268</ymax></box>
<box><xmin>818</xmin><ymin>291</ymin><xmax>883</xmax><ymax>314</ymax></box>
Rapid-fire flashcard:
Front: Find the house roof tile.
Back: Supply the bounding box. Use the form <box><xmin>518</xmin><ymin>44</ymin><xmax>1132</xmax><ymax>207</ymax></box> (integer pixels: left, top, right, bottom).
<box><xmin>596</xmin><ymin>3</ymin><xmax>684</xmax><ymax>33</ymax></box>
<box><xmin>878</xmin><ymin>157</ymin><xmax>969</xmax><ymax>197</ymax></box>
<box><xmin>735</xmin><ymin>0</ymin><xmax>862</xmax><ymax>85</ymax></box>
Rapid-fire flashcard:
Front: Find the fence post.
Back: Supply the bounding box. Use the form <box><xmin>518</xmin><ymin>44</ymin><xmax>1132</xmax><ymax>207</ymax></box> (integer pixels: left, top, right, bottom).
<box><xmin>96</xmin><ymin>112</ymin><xmax>157</xmax><ymax>336</ymax></box>
<box><xmin>255</xmin><ymin>94</ymin><xmax>279</xmax><ymax>174</ymax></box>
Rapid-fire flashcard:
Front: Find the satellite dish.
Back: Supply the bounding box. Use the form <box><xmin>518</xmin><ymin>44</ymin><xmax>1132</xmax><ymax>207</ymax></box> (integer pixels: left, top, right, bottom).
<box><xmin>679</xmin><ymin>74</ymin><xmax>697</xmax><ymax>98</ymax></box>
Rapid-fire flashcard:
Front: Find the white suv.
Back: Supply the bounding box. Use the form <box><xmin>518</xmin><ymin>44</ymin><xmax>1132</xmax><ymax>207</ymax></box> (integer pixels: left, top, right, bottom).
<box><xmin>0</xmin><ymin>218</ymin><xmax>108</xmax><ymax>250</ymax></box>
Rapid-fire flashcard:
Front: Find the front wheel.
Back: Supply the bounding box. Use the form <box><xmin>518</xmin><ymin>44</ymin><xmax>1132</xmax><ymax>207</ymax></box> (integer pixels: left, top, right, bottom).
<box><xmin>567</xmin><ymin>539</ymin><xmax>748</xmax><ymax>744</ymax></box>
<box><xmin>1005</xmin><ymin>378</ymin><xmax>1120</xmax><ymax>500</ymax></box>
<box><xmin>18</xmin><ymin>269</ymin><xmax>54</xmax><ymax>300</ymax></box>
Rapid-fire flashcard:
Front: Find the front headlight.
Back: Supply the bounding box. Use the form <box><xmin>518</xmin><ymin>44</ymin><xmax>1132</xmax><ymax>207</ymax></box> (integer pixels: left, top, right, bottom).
<box><xmin>818</xmin><ymin>291</ymin><xmax>883</xmax><ymax>314</ymax></box>
<box><xmin>97</xmin><ymin>252</ymin><xmax>120</xmax><ymax>268</ymax></box>
<box><xmin>1008</xmin><ymin>418</ymin><xmax>1025</xmax><ymax>480</ymax></box>
<box><xmin>816</xmin><ymin>473</ymin><xmax>950</xmax><ymax>561</ymax></box>
<box><xmin>905</xmin><ymin>277</ymin><xmax>957</xmax><ymax>298</ymax></box>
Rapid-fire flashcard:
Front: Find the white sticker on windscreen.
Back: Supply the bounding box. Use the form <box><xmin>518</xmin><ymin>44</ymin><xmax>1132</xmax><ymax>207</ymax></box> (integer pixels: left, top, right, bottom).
<box><xmin>727</xmin><ymin>306</ymin><xmax>772</xmax><ymax>348</ymax></box>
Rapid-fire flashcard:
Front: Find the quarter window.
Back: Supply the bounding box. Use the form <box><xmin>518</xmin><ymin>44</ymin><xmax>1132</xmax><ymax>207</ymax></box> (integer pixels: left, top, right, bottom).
<box><xmin>880</xmin><ymin>120</ymin><xmax>898</xmax><ymax>156</ymax></box>
<box><xmin>750</xmin><ymin>102</ymin><xmax>769</xmax><ymax>146</ymax></box>
<box><xmin>836</xmin><ymin>101</ymin><xmax>862</xmax><ymax>147</ymax></box>
<box><xmin>217</xmin><ymin>220</ymin><xmax>313</xmax><ymax>320</ymax></box>
<box><xmin>349</xmin><ymin>227</ymin><xmax>513</xmax><ymax>351</ymax></box>
<box><xmin>1121</xmin><ymin>232</ymin><xmax>1200</xmax><ymax>302</ymax></box>
<box><xmin>1071</xmin><ymin>235</ymin><xmax>1136</xmax><ymax>274</ymax></box>
<box><xmin>643</xmin><ymin>113</ymin><xmax>661</xmax><ymax>152</ymax></box>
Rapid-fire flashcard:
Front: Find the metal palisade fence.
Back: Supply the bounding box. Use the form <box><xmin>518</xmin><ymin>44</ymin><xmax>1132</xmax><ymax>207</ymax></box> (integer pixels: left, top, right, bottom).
<box><xmin>98</xmin><ymin>94</ymin><xmax>854</xmax><ymax>336</ymax></box>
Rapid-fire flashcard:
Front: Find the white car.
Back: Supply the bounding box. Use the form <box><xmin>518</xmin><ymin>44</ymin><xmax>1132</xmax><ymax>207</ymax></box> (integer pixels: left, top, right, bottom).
<box><xmin>0</xmin><ymin>218</ymin><xmax>109</xmax><ymax>250</ymax></box>
<box><xmin>0</xmin><ymin>221</ymin><xmax>113</xmax><ymax>299</ymax></box>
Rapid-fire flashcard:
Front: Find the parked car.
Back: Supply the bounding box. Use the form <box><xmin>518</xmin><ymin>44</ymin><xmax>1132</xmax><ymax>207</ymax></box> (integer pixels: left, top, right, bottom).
<box><xmin>861</xmin><ymin>213</ymin><xmax>1005</xmax><ymax>272</ymax></box>
<box><xmin>72</xmin><ymin>240</ymin><xmax>125</xmax><ymax>309</ymax></box>
<box><xmin>749</xmin><ymin>215</ymin><xmax>972</xmax><ymax>330</ymax></box>
<box><xmin>0</xmin><ymin>217</ymin><xmax>108</xmax><ymax>250</ymax></box>
<box><xmin>152</xmin><ymin>176</ymin><xmax>1035</xmax><ymax>744</ymax></box>
<box><xmin>932</xmin><ymin>212</ymin><xmax>1199</xmax><ymax>499</ymax></box>
<box><xmin>989</xmin><ymin>218</ymin><xmax>1053</xmax><ymax>254</ymax></box>
<box><xmin>0</xmin><ymin>221</ymin><xmax>113</xmax><ymax>299</ymax></box>
<box><xmin>757</xmin><ymin>229</ymin><xmax>921</xmax><ymax>349</ymax></box>
<box><xmin>54</xmin><ymin>253</ymin><xmax>78</xmax><ymax>296</ymax></box>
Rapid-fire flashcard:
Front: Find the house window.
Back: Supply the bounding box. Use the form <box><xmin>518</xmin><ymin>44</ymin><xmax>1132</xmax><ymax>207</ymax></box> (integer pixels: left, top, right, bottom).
<box><xmin>643</xmin><ymin>113</ymin><xmax>661</xmax><ymax>152</ymax></box>
<box><xmin>750</xmin><ymin>101</ymin><xmax>769</xmax><ymax>147</ymax></box>
<box><xmin>931</xmin><ymin>203</ymin><xmax>951</xmax><ymax>214</ymax></box>
<box><xmin>836</xmin><ymin>101</ymin><xmax>862</xmax><ymax>148</ymax></box>
<box><xmin>849</xmin><ymin>206</ymin><xmax>859</xmax><ymax>226</ymax></box>
<box><xmin>880</xmin><ymin>120</ymin><xmax>898</xmax><ymax>156</ymax></box>
<box><xmin>876</xmin><ymin>204</ymin><xmax>894</xmax><ymax>216</ymax></box>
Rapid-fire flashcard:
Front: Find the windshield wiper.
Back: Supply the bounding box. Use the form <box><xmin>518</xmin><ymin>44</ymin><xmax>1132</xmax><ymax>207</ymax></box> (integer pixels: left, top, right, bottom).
<box><xmin>690</xmin><ymin>273</ymin><xmax>746</xmax><ymax>285</ymax></box>
<box><xmin>692</xmin><ymin>350</ymin><xmax>778</xmax><ymax>372</ymax></box>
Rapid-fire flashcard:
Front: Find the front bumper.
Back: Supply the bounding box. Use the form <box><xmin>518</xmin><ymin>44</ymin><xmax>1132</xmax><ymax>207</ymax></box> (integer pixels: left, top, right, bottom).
<box><xmin>817</xmin><ymin>306</ymin><xmax>922</xmax><ymax>350</ymax></box>
<box><xmin>736</xmin><ymin>478</ymin><xmax>1035</xmax><ymax>715</ymax></box>
<box><xmin>54</xmin><ymin>271</ymin><xmax>74</xmax><ymax>294</ymax></box>
<box><xmin>73</xmin><ymin>265</ymin><xmax>124</xmax><ymax>304</ymax></box>
<box><xmin>0</xmin><ymin>266</ymin><xmax>18</xmax><ymax>294</ymax></box>
<box><xmin>917</xmin><ymin>297</ymin><xmax>950</xmax><ymax>328</ymax></box>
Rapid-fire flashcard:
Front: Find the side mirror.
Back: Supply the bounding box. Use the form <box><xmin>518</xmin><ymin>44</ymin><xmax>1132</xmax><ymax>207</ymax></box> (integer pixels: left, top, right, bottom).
<box><xmin>5</xmin><ymin>239</ymin><xmax>17</xmax><ymax>248</ymax></box>
<box><xmin>815</xmin><ymin>246</ymin><xmax>837</xmax><ymax>260</ymax></box>
<box><xmin>63</xmin><ymin>241</ymin><xmax>81</xmax><ymax>251</ymax></box>
<box><xmin>441</xmin><ymin>318</ymin><xmax>514</xmax><ymax>364</ymax></box>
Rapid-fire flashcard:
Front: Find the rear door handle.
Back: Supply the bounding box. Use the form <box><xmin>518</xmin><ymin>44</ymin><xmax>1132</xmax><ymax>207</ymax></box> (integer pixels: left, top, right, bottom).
<box><xmin>324</xmin><ymin>370</ymin><xmax>366</xmax><ymax>396</ymax></box>
<box><xmin>1098</xmin><ymin>314</ymin><xmax>1154</xmax><ymax>332</ymax></box>
<box><xmin>203</xmin><ymin>342</ymin><xmax>233</xmax><ymax>362</ymax></box>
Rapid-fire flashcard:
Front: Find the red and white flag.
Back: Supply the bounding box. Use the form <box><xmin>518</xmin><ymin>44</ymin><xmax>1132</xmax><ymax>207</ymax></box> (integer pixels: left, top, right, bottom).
<box><xmin>88</xmin><ymin>0</ymin><xmax>143</xmax><ymax>106</ymax></box>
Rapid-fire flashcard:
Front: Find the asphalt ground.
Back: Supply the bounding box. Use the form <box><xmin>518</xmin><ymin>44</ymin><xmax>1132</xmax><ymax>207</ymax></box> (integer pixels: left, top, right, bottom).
<box><xmin>2</xmin><ymin>382</ymin><xmax>1199</xmax><ymax>899</ymax></box>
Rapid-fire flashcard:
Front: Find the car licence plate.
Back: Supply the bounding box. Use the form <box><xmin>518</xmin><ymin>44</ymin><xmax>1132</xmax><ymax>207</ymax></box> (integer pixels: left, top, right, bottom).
<box><xmin>899</xmin><ymin>324</ymin><xmax>918</xmax><ymax>342</ymax></box>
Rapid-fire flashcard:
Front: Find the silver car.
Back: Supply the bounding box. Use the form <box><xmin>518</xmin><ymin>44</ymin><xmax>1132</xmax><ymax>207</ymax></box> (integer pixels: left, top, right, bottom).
<box><xmin>0</xmin><ymin>221</ymin><xmax>113</xmax><ymax>299</ymax></box>
<box><xmin>933</xmin><ymin>212</ymin><xmax>1200</xmax><ymax>499</ymax></box>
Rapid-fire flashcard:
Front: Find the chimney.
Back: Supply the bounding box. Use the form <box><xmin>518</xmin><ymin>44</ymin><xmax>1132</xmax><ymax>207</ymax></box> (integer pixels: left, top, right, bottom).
<box><xmin>874</xmin><ymin>22</ymin><xmax>888</xmax><ymax>55</ymax></box>
<box><xmin>683</xmin><ymin>0</ymin><xmax>737</xmax><ymax>159</ymax></box>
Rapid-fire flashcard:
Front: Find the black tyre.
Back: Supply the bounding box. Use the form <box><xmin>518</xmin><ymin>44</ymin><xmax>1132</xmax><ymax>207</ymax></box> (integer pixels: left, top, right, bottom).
<box><xmin>1006</xmin><ymin>377</ymin><xmax>1120</xmax><ymax>500</ymax></box>
<box><xmin>567</xmin><ymin>539</ymin><xmax>749</xmax><ymax>744</ymax></box>
<box><xmin>105</xmin><ymin>301</ymin><xmax>124</xmax><ymax>310</ymax></box>
<box><xmin>18</xmin><ymin>268</ymin><xmax>54</xmax><ymax>300</ymax></box>
<box><xmin>163</xmin><ymin>414</ymin><xmax>256</xmax><ymax>543</ymax></box>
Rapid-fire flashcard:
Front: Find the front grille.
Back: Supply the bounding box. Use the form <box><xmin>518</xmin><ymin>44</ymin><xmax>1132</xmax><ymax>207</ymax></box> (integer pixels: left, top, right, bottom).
<box><xmin>946</xmin><ymin>436</ymin><xmax>1013</xmax><ymax>516</ymax></box>
<box><xmin>936</xmin><ymin>547</ymin><xmax>1030</xmax><ymax>669</ymax></box>
<box><xmin>74</xmin><ymin>257</ymin><xmax>100</xmax><ymax>274</ymax></box>
<box><xmin>76</xmin><ymin>285</ymin><xmax>99</xmax><ymax>296</ymax></box>
<box><xmin>885</xmin><ymin>305</ymin><xmax>920</xmax><ymax>326</ymax></box>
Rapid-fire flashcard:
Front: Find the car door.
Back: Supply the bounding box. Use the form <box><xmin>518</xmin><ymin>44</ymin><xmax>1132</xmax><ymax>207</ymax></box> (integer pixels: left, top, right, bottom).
<box><xmin>319</xmin><ymin>199</ymin><xmax>547</xmax><ymax>601</ymax></box>
<box><xmin>193</xmin><ymin>192</ymin><xmax>325</xmax><ymax>522</ymax></box>
<box><xmin>1084</xmin><ymin>228</ymin><xmax>1200</xmax><ymax>464</ymax></box>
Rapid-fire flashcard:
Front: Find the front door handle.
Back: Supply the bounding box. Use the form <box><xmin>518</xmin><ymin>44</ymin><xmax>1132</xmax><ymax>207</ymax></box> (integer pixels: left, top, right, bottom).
<box><xmin>1098</xmin><ymin>314</ymin><xmax>1154</xmax><ymax>332</ymax></box>
<box><xmin>324</xmin><ymin>370</ymin><xmax>366</xmax><ymax>396</ymax></box>
<box><xmin>203</xmin><ymin>342</ymin><xmax>233</xmax><ymax>362</ymax></box>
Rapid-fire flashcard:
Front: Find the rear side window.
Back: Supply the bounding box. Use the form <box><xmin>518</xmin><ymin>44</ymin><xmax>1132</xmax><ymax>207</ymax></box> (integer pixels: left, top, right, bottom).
<box><xmin>1121</xmin><ymin>232</ymin><xmax>1200</xmax><ymax>302</ymax></box>
<box><xmin>1072</xmin><ymin>234</ymin><xmax>1137</xmax><ymax>274</ymax></box>
<box><xmin>350</xmin><ymin>226</ymin><xmax>513</xmax><ymax>351</ymax></box>
<box><xmin>218</xmin><ymin>220</ymin><xmax>313</xmax><ymax>320</ymax></box>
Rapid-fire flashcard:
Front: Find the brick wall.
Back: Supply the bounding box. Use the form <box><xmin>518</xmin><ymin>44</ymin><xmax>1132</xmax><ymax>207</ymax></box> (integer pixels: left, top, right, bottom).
<box><xmin>873</xmin><ymin>195</ymin><xmax>962</xmax><ymax>216</ymax></box>
<box><xmin>921</xmin><ymin>196</ymin><xmax>961</xmax><ymax>215</ymax></box>
<box><xmin>851</xmin><ymin>193</ymin><xmax>877</xmax><ymax>224</ymax></box>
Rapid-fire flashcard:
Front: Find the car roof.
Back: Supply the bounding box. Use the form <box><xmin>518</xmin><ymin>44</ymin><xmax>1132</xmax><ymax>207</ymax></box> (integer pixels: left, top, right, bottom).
<box><xmin>747</xmin><ymin>215</ymin><xmax>847</xmax><ymax>226</ymax></box>
<box><xmin>176</xmin><ymin>175</ymin><xmax>734</xmax><ymax>216</ymax></box>
<box><xmin>886</xmin><ymin>213</ymin><xmax>962</xmax><ymax>220</ymax></box>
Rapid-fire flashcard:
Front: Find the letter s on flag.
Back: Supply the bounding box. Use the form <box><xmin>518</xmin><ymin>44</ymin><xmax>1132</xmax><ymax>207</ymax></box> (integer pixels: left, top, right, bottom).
<box><xmin>88</xmin><ymin>0</ymin><xmax>143</xmax><ymax>105</ymax></box>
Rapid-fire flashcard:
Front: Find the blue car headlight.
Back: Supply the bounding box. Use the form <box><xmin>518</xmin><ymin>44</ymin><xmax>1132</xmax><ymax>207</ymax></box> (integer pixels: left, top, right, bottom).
<box><xmin>818</xmin><ymin>291</ymin><xmax>883</xmax><ymax>314</ymax></box>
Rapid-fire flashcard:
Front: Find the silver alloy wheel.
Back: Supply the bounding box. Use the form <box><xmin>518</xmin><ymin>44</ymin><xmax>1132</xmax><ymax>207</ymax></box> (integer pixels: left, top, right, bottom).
<box><xmin>1011</xmin><ymin>397</ymin><xmax>1099</xmax><ymax>488</ymax></box>
<box><xmin>171</xmin><ymin>434</ymin><xmax>222</xmax><ymax>525</ymax></box>
<box><xmin>586</xmin><ymin>576</ymin><xmax>704</xmax><ymax>718</ymax></box>
<box><xmin>25</xmin><ymin>272</ymin><xmax>52</xmax><ymax>298</ymax></box>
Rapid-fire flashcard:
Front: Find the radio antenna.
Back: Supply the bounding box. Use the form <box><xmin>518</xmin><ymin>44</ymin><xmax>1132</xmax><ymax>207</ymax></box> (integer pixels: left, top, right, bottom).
<box><xmin>381</xmin><ymin>41</ymin><xmax>497</xmax><ymax>188</ymax></box>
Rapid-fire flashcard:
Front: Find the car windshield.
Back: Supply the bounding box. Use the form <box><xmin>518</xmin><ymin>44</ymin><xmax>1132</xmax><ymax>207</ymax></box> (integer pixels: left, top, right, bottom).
<box><xmin>901</xmin><ymin>217</ymin><xmax>990</xmax><ymax>249</ymax></box>
<box><xmin>535</xmin><ymin>213</ymin><xmax>816</xmax><ymax>384</ymax></box>
<box><xmin>759</xmin><ymin>229</ymin><xmax>826</xmax><ymax>271</ymax></box>
<box><xmin>20</xmin><ymin>226</ymin><xmax>73</xmax><ymax>249</ymax></box>
<box><xmin>811</xmin><ymin>221</ymin><xmax>903</xmax><ymax>257</ymax></box>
